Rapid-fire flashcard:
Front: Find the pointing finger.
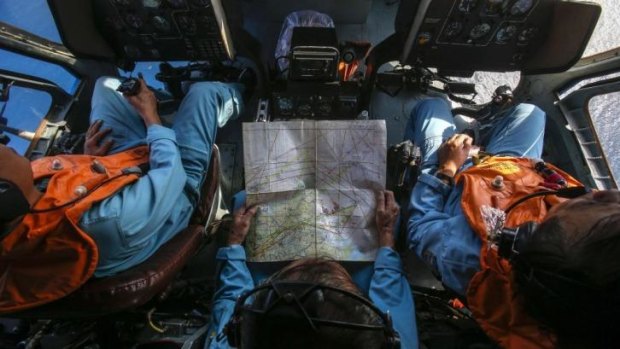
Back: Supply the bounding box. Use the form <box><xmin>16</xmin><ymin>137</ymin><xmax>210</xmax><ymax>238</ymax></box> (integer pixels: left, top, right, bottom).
<box><xmin>385</xmin><ymin>190</ymin><xmax>395</xmax><ymax>206</ymax></box>
<box><xmin>87</xmin><ymin>120</ymin><xmax>103</xmax><ymax>136</ymax></box>
<box><xmin>100</xmin><ymin>139</ymin><xmax>114</xmax><ymax>155</ymax></box>
<box><xmin>246</xmin><ymin>205</ymin><xmax>259</xmax><ymax>217</ymax></box>
<box><xmin>92</xmin><ymin>128</ymin><xmax>113</xmax><ymax>144</ymax></box>
<box><xmin>376</xmin><ymin>190</ymin><xmax>385</xmax><ymax>211</ymax></box>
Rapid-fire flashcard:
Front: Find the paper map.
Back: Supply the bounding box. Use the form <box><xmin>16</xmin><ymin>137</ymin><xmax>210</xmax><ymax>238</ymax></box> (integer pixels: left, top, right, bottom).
<box><xmin>242</xmin><ymin>120</ymin><xmax>386</xmax><ymax>262</ymax></box>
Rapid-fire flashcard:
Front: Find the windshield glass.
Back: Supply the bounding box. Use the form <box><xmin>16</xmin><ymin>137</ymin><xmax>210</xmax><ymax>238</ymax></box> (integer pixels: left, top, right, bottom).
<box><xmin>582</xmin><ymin>0</ymin><xmax>620</xmax><ymax>58</ymax></box>
<box><xmin>0</xmin><ymin>0</ymin><xmax>62</xmax><ymax>43</ymax></box>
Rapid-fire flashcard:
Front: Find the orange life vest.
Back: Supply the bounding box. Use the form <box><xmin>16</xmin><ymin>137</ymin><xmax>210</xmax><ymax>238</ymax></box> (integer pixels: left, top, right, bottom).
<box><xmin>0</xmin><ymin>146</ymin><xmax>149</xmax><ymax>313</ymax></box>
<box><xmin>455</xmin><ymin>156</ymin><xmax>582</xmax><ymax>349</ymax></box>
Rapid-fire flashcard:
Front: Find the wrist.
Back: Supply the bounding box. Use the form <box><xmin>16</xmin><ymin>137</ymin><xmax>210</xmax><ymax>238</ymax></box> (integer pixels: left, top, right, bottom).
<box><xmin>437</xmin><ymin>164</ymin><xmax>457</xmax><ymax>177</ymax></box>
<box><xmin>227</xmin><ymin>230</ymin><xmax>246</xmax><ymax>246</ymax></box>
<box><xmin>435</xmin><ymin>171</ymin><xmax>455</xmax><ymax>186</ymax></box>
<box><xmin>378</xmin><ymin>228</ymin><xmax>394</xmax><ymax>248</ymax></box>
<box><xmin>143</xmin><ymin>113</ymin><xmax>162</xmax><ymax>126</ymax></box>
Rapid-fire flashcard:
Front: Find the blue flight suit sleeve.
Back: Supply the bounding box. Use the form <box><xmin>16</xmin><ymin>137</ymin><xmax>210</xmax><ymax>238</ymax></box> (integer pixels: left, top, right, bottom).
<box><xmin>205</xmin><ymin>245</ymin><xmax>255</xmax><ymax>349</ymax></box>
<box><xmin>81</xmin><ymin>125</ymin><xmax>197</xmax><ymax>276</ymax></box>
<box><xmin>369</xmin><ymin>247</ymin><xmax>418</xmax><ymax>349</ymax></box>
<box><xmin>113</xmin><ymin>125</ymin><xmax>188</xmax><ymax>232</ymax></box>
<box><xmin>407</xmin><ymin>173</ymin><xmax>481</xmax><ymax>296</ymax></box>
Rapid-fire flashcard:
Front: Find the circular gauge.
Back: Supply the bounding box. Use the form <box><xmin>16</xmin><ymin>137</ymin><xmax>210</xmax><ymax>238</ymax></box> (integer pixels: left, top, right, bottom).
<box><xmin>167</xmin><ymin>0</ymin><xmax>186</xmax><ymax>8</ymax></box>
<box><xmin>124</xmin><ymin>14</ymin><xmax>144</xmax><ymax>30</ymax></box>
<box><xmin>316</xmin><ymin>101</ymin><xmax>332</xmax><ymax>116</ymax></box>
<box><xmin>469</xmin><ymin>23</ymin><xmax>491</xmax><ymax>40</ymax></box>
<box><xmin>277</xmin><ymin>97</ymin><xmax>294</xmax><ymax>112</ymax></box>
<box><xmin>152</xmin><ymin>16</ymin><xmax>171</xmax><ymax>33</ymax></box>
<box><xmin>511</xmin><ymin>0</ymin><xmax>534</xmax><ymax>16</ymax></box>
<box><xmin>190</xmin><ymin>0</ymin><xmax>211</xmax><ymax>8</ymax></box>
<box><xmin>458</xmin><ymin>0</ymin><xmax>477</xmax><ymax>13</ymax></box>
<box><xmin>495</xmin><ymin>24</ymin><xmax>517</xmax><ymax>43</ymax></box>
<box><xmin>297</xmin><ymin>104</ymin><xmax>313</xmax><ymax>117</ymax></box>
<box><xmin>445</xmin><ymin>21</ymin><xmax>463</xmax><ymax>38</ymax></box>
<box><xmin>176</xmin><ymin>15</ymin><xmax>197</xmax><ymax>34</ymax></box>
<box><xmin>142</xmin><ymin>0</ymin><xmax>162</xmax><ymax>9</ymax></box>
<box><xmin>518</xmin><ymin>27</ymin><xmax>537</xmax><ymax>44</ymax></box>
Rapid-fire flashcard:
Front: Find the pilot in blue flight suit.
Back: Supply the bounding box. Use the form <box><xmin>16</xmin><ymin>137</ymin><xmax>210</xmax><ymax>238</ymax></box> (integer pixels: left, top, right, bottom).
<box><xmin>205</xmin><ymin>190</ymin><xmax>418</xmax><ymax>349</ymax></box>
<box><xmin>80</xmin><ymin>77</ymin><xmax>244</xmax><ymax>276</ymax></box>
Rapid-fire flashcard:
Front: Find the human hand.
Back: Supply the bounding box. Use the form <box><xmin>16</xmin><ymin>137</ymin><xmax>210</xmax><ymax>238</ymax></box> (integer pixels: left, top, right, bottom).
<box><xmin>437</xmin><ymin>133</ymin><xmax>473</xmax><ymax>177</ymax></box>
<box><xmin>376</xmin><ymin>190</ymin><xmax>399</xmax><ymax>248</ymax></box>
<box><xmin>84</xmin><ymin>120</ymin><xmax>114</xmax><ymax>156</ymax></box>
<box><xmin>124</xmin><ymin>78</ymin><xmax>161</xmax><ymax>127</ymax></box>
<box><xmin>228</xmin><ymin>205</ymin><xmax>259</xmax><ymax>246</ymax></box>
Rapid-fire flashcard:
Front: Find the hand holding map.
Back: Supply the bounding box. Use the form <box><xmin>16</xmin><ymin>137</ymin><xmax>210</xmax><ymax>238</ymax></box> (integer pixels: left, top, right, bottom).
<box><xmin>242</xmin><ymin>120</ymin><xmax>387</xmax><ymax>262</ymax></box>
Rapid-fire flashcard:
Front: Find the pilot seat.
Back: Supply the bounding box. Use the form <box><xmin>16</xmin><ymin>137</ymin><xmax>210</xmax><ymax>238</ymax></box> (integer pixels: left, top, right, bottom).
<box><xmin>8</xmin><ymin>145</ymin><xmax>223</xmax><ymax>319</ymax></box>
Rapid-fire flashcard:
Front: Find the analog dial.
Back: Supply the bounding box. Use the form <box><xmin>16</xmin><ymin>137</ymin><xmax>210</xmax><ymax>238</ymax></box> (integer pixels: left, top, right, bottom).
<box><xmin>469</xmin><ymin>23</ymin><xmax>491</xmax><ymax>39</ymax></box>
<box><xmin>445</xmin><ymin>21</ymin><xmax>464</xmax><ymax>38</ymax></box>
<box><xmin>125</xmin><ymin>14</ymin><xmax>144</xmax><ymax>30</ymax></box>
<box><xmin>510</xmin><ymin>0</ymin><xmax>534</xmax><ymax>16</ymax></box>
<box><xmin>495</xmin><ymin>24</ymin><xmax>517</xmax><ymax>43</ymax></box>
<box><xmin>152</xmin><ymin>16</ymin><xmax>171</xmax><ymax>33</ymax></box>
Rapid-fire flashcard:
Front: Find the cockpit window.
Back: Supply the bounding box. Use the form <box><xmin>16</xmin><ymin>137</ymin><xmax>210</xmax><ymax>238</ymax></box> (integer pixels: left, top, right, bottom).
<box><xmin>0</xmin><ymin>0</ymin><xmax>79</xmax><ymax>95</ymax></box>
<box><xmin>588</xmin><ymin>92</ymin><xmax>620</xmax><ymax>187</ymax></box>
<box><xmin>0</xmin><ymin>49</ymin><xmax>79</xmax><ymax>95</ymax></box>
<box><xmin>582</xmin><ymin>0</ymin><xmax>619</xmax><ymax>58</ymax></box>
<box><xmin>0</xmin><ymin>87</ymin><xmax>52</xmax><ymax>155</ymax></box>
<box><xmin>119</xmin><ymin>61</ymin><xmax>190</xmax><ymax>90</ymax></box>
<box><xmin>0</xmin><ymin>0</ymin><xmax>62</xmax><ymax>44</ymax></box>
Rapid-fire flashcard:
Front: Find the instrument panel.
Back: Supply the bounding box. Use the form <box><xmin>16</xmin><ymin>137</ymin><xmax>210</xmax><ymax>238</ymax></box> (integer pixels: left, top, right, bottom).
<box><xmin>405</xmin><ymin>0</ymin><xmax>558</xmax><ymax>72</ymax></box>
<box><xmin>436</xmin><ymin>0</ymin><xmax>539</xmax><ymax>46</ymax></box>
<box><xmin>93</xmin><ymin>0</ymin><xmax>234</xmax><ymax>62</ymax></box>
<box><xmin>271</xmin><ymin>82</ymin><xmax>360</xmax><ymax>120</ymax></box>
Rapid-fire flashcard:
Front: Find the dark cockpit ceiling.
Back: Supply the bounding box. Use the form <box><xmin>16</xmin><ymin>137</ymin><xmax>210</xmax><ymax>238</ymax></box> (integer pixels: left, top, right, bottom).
<box><xmin>47</xmin><ymin>0</ymin><xmax>601</xmax><ymax>77</ymax></box>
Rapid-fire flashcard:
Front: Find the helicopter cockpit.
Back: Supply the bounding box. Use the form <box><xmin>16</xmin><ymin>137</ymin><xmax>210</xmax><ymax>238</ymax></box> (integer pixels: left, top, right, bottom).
<box><xmin>0</xmin><ymin>0</ymin><xmax>617</xmax><ymax>348</ymax></box>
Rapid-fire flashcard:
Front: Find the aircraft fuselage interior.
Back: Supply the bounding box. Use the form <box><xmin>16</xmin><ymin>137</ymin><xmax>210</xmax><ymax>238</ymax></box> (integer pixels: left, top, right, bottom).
<box><xmin>0</xmin><ymin>0</ymin><xmax>618</xmax><ymax>348</ymax></box>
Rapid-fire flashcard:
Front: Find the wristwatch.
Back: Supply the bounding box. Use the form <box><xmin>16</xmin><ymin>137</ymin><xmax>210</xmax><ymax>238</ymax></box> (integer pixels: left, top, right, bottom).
<box><xmin>435</xmin><ymin>171</ymin><xmax>455</xmax><ymax>186</ymax></box>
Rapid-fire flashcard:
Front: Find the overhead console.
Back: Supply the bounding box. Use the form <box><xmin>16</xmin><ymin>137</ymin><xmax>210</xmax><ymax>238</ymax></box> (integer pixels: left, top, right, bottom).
<box><xmin>400</xmin><ymin>0</ymin><xmax>601</xmax><ymax>74</ymax></box>
<box><xmin>47</xmin><ymin>0</ymin><xmax>237</xmax><ymax>65</ymax></box>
